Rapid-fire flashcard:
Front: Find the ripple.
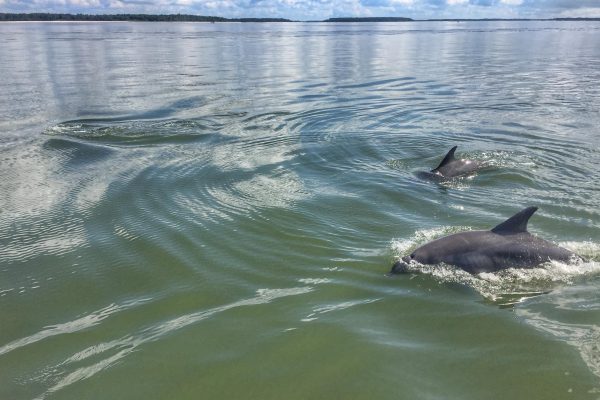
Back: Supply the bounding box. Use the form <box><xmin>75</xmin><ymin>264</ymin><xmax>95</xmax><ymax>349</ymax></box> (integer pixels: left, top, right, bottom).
<box><xmin>0</xmin><ymin>229</ymin><xmax>87</xmax><ymax>263</ymax></box>
<box><xmin>212</xmin><ymin>170</ymin><xmax>309</xmax><ymax>213</ymax></box>
<box><xmin>44</xmin><ymin>118</ymin><xmax>222</xmax><ymax>146</ymax></box>
<box><xmin>337</xmin><ymin>77</ymin><xmax>416</xmax><ymax>90</ymax></box>
<box><xmin>36</xmin><ymin>112</ymin><xmax>313</xmax><ymax>255</ymax></box>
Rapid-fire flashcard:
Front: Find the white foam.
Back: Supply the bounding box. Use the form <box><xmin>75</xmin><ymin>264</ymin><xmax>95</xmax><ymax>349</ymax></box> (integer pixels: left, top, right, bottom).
<box><xmin>0</xmin><ymin>298</ymin><xmax>150</xmax><ymax>357</ymax></box>
<box><xmin>302</xmin><ymin>298</ymin><xmax>379</xmax><ymax>322</ymax></box>
<box><xmin>298</xmin><ymin>278</ymin><xmax>331</xmax><ymax>285</ymax></box>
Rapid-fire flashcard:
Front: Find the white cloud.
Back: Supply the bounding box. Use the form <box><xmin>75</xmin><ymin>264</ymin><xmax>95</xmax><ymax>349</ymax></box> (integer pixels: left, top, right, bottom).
<box><xmin>172</xmin><ymin>0</ymin><xmax>195</xmax><ymax>6</ymax></box>
<box><xmin>500</xmin><ymin>0</ymin><xmax>523</xmax><ymax>5</ymax></box>
<box><xmin>447</xmin><ymin>0</ymin><xmax>468</xmax><ymax>5</ymax></box>
<box><xmin>559</xmin><ymin>6</ymin><xmax>600</xmax><ymax>18</ymax></box>
<box><xmin>204</xmin><ymin>0</ymin><xmax>236</xmax><ymax>8</ymax></box>
<box><xmin>389</xmin><ymin>0</ymin><xmax>413</xmax><ymax>5</ymax></box>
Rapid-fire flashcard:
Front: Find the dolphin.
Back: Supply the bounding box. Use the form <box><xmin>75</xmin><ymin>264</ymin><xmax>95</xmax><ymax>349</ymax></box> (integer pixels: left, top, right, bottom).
<box><xmin>391</xmin><ymin>207</ymin><xmax>582</xmax><ymax>274</ymax></box>
<box><xmin>416</xmin><ymin>145</ymin><xmax>482</xmax><ymax>181</ymax></box>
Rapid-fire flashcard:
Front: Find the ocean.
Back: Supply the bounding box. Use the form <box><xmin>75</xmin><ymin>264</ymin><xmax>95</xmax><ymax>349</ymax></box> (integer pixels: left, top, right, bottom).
<box><xmin>1</xmin><ymin>20</ymin><xmax>599</xmax><ymax>399</ymax></box>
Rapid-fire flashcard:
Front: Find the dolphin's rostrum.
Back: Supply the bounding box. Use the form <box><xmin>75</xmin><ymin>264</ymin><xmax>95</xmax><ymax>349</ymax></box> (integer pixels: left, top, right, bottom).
<box><xmin>391</xmin><ymin>207</ymin><xmax>582</xmax><ymax>274</ymax></box>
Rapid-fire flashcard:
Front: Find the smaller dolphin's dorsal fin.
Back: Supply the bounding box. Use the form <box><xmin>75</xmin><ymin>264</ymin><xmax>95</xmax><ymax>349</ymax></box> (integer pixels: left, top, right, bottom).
<box><xmin>491</xmin><ymin>207</ymin><xmax>538</xmax><ymax>234</ymax></box>
<box><xmin>432</xmin><ymin>146</ymin><xmax>458</xmax><ymax>172</ymax></box>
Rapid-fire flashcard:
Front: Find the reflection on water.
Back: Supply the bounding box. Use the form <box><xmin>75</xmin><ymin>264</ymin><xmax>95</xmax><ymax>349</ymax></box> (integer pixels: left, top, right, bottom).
<box><xmin>1</xmin><ymin>21</ymin><xmax>600</xmax><ymax>400</ymax></box>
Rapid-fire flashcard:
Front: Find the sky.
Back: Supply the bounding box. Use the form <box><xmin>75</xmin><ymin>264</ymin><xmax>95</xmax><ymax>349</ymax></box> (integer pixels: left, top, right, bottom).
<box><xmin>1</xmin><ymin>0</ymin><xmax>600</xmax><ymax>21</ymax></box>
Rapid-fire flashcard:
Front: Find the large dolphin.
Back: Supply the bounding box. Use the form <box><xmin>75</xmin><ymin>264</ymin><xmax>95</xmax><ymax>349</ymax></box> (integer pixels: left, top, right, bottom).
<box><xmin>391</xmin><ymin>207</ymin><xmax>582</xmax><ymax>274</ymax></box>
<box><xmin>416</xmin><ymin>145</ymin><xmax>483</xmax><ymax>181</ymax></box>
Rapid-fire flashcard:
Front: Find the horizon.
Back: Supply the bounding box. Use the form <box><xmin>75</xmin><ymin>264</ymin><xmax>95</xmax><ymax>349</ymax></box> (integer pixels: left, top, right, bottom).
<box><xmin>2</xmin><ymin>13</ymin><xmax>600</xmax><ymax>22</ymax></box>
<box><xmin>1</xmin><ymin>1</ymin><xmax>600</xmax><ymax>23</ymax></box>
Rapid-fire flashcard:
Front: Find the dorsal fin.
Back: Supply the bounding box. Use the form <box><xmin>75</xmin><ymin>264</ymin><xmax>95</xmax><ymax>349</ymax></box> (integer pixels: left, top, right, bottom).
<box><xmin>491</xmin><ymin>207</ymin><xmax>538</xmax><ymax>234</ymax></box>
<box><xmin>431</xmin><ymin>146</ymin><xmax>457</xmax><ymax>172</ymax></box>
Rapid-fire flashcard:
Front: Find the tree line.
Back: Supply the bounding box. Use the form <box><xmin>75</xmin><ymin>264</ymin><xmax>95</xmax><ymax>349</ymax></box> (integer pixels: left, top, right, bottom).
<box><xmin>0</xmin><ymin>13</ymin><xmax>291</xmax><ymax>22</ymax></box>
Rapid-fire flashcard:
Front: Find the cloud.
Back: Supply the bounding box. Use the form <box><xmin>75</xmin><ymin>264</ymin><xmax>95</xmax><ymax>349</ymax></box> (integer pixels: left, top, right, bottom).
<box><xmin>359</xmin><ymin>0</ymin><xmax>411</xmax><ymax>7</ymax></box>
<box><xmin>359</xmin><ymin>0</ymin><xmax>387</xmax><ymax>7</ymax></box>
<box><xmin>559</xmin><ymin>6</ymin><xmax>600</xmax><ymax>17</ymax></box>
<box><xmin>447</xmin><ymin>0</ymin><xmax>468</xmax><ymax>5</ymax></box>
<box><xmin>469</xmin><ymin>0</ymin><xmax>493</xmax><ymax>6</ymax></box>
<box><xmin>500</xmin><ymin>0</ymin><xmax>522</xmax><ymax>5</ymax></box>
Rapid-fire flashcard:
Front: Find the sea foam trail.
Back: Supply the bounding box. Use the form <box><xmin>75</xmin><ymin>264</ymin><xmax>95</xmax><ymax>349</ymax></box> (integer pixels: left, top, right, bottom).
<box><xmin>31</xmin><ymin>287</ymin><xmax>313</xmax><ymax>400</ymax></box>
<box><xmin>517</xmin><ymin>281</ymin><xmax>600</xmax><ymax>381</ymax></box>
<box><xmin>0</xmin><ymin>298</ymin><xmax>151</xmax><ymax>357</ymax></box>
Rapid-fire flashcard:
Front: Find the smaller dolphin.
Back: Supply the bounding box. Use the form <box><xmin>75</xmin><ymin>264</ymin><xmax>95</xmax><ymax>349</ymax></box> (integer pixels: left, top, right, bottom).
<box><xmin>416</xmin><ymin>145</ymin><xmax>482</xmax><ymax>181</ymax></box>
<box><xmin>391</xmin><ymin>207</ymin><xmax>582</xmax><ymax>274</ymax></box>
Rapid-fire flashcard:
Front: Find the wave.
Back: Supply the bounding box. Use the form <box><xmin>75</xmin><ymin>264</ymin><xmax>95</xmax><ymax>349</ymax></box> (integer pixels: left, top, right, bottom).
<box><xmin>44</xmin><ymin>118</ymin><xmax>223</xmax><ymax>146</ymax></box>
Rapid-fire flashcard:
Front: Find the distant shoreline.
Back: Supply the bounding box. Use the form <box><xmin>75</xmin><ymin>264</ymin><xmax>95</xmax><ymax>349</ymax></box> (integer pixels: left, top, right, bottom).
<box><xmin>1</xmin><ymin>13</ymin><xmax>599</xmax><ymax>23</ymax></box>
<box><xmin>0</xmin><ymin>13</ymin><xmax>291</xmax><ymax>22</ymax></box>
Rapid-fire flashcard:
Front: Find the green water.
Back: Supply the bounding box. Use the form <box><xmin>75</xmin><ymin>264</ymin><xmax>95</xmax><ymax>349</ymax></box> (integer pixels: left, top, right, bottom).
<box><xmin>1</xmin><ymin>21</ymin><xmax>599</xmax><ymax>399</ymax></box>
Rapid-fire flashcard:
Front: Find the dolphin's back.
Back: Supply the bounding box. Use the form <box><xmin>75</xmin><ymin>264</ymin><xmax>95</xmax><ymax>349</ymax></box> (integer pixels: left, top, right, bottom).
<box><xmin>410</xmin><ymin>230</ymin><xmax>577</xmax><ymax>274</ymax></box>
<box><xmin>411</xmin><ymin>230</ymin><xmax>499</xmax><ymax>272</ymax></box>
<box><xmin>393</xmin><ymin>207</ymin><xmax>582</xmax><ymax>275</ymax></box>
<box><xmin>422</xmin><ymin>146</ymin><xmax>482</xmax><ymax>179</ymax></box>
<box><xmin>436</xmin><ymin>159</ymin><xmax>481</xmax><ymax>178</ymax></box>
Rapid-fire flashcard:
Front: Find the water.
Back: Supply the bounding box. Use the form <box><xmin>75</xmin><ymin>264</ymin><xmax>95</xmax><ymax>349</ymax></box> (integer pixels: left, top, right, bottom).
<box><xmin>1</xmin><ymin>21</ymin><xmax>600</xmax><ymax>399</ymax></box>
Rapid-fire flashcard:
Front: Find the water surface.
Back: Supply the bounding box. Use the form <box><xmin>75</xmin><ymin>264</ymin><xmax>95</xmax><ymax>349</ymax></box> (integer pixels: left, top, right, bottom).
<box><xmin>1</xmin><ymin>21</ymin><xmax>600</xmax><ymax>400</ymax></box>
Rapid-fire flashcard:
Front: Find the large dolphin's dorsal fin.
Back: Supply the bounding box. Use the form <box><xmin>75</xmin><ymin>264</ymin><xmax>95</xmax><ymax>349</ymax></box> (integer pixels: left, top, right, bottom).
<box><xmin>432</xmin><ymin>146</ymin><xmax>458</xmax><ymax>172</ymax></box>
<box><xmin>491</xmin><ymin>207</ymin><xmax>538</xmax><ymax>234</ymax></box>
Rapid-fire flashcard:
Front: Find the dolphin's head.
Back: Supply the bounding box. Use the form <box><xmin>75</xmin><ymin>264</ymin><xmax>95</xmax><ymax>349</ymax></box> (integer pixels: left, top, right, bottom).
<box><xmin>390</xmin><ymin>255</ymin><xmax>413</xmax><ymax>274</ymax></box>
